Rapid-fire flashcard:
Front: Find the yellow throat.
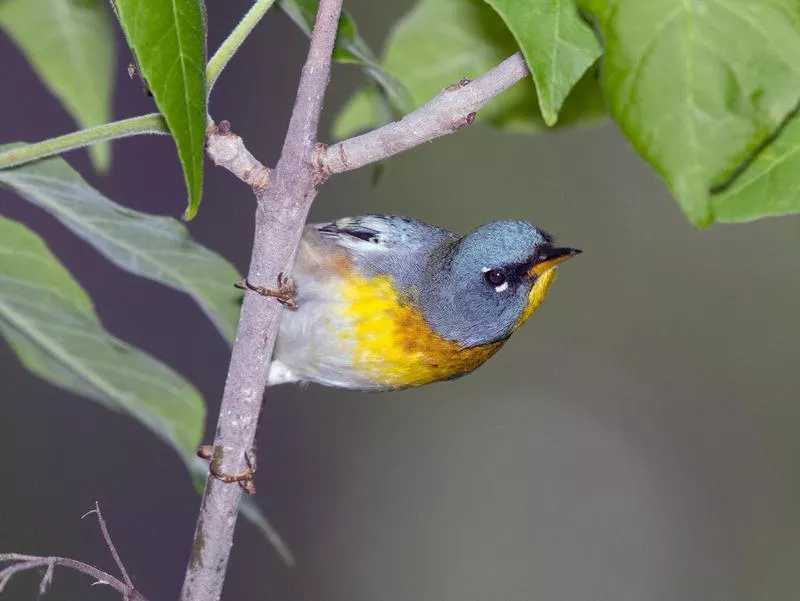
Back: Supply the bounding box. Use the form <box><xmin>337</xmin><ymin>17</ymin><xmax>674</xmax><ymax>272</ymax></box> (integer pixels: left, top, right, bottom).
<box><xmin>514</xmin><ymin>266</ymin><xmax>558</xmax><ymax>330</ymax></box>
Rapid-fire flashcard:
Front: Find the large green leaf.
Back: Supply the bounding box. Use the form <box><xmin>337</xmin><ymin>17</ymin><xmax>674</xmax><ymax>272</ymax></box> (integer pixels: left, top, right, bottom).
<box><xmin>711</xmin><ymin>111</ymin><xmax>800</xmax><ymax>221</ymax></box>
<box><xmin>112</xmin><ymin>0</ymin><xmax>207</xmax><ymax>219</ymax></box>
<box><xmin>0</xmin><ymin>0</ymin><xmax>115</xmax><ymax>172</ymax></box>
<box><xmin>0</xmin><ymin>145</ymin><xmax>241</xmax><ymax>343</ymax></box>
<box><xmin>280</xmin><ymin>0</ymin><xmax>413</xmax><ymax>116</ymax></box>
<box><xmin>0</xmin><ymin>217</ymin><xmax>205</xmax><ymax>460</ymax></box>
<box><xmin>581</xmin><ymin>0</ymin><xmax>800</xmax><ymax>225</ymax></box>
<box><xmin>332</xmin><ymin>0</ymin><xmax>605</xmax><ymax>140</ymax></box>
<box><xmin>481</xmin><ymin>0</ymin><xmax>601</xmax><ymax>125</ymax></box>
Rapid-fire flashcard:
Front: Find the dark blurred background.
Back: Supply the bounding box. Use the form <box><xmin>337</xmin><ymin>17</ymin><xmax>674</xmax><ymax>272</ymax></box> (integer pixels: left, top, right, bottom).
<box><xmin>2</xmin><ymin>1</ymin><xmax>799</xmax><ymax>600</ymax></box>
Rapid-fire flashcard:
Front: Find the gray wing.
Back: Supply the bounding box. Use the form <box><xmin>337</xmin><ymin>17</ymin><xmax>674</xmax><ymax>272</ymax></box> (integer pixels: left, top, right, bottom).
<box><xmin>314</xmin><ymin>214</ymin><xmax>454</xmax><ymax>248</ymax></box>
<box><xmin>312</xmin><ymin>214</ymin><xmax>457</xmax><ymax>289</ymax></box>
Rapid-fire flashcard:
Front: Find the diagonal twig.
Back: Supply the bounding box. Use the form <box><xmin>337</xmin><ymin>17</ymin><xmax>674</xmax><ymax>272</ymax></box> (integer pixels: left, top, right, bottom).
<box><xmin>82</xmin><ymin>501</ymin><xmax>134</xmax><ymax>590</ymax></box>
<box><xmin>0</xmin><ymin>554</ymin><xmax>146</xmax><ymax>600</ymax></box>
<box><xmin>316</xmin><ymin>52</ymin><xmax>531</xmax><ymax>178</ymax></box>
<box><xmin>207</xmin><ymin>53</ymin><xmax>532</xmax><ymax>190</ymax></box>
<box><xmin>0</xmin><ymin>504</ymin><xmax>147</xmax><ymax>601</ymax></box>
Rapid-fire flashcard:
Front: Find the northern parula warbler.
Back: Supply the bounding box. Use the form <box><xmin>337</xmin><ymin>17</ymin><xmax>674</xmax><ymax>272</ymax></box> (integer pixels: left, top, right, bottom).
<box><xmin>246</xmin><ymin>214</ymin><xmax>580</xmax><ymax>391</ymax></box>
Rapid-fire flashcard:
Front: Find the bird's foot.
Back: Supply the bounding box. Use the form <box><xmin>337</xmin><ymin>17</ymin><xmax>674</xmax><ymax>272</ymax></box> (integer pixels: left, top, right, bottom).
<box><xmin>235</xmin><ymin>273</ymin><xmax>298</xmax><ymax>309</ymax></box>
<box><xmin>197</xmin><ymin>445</ymin><xmax>257</xmax><ymax>495</ymax></box>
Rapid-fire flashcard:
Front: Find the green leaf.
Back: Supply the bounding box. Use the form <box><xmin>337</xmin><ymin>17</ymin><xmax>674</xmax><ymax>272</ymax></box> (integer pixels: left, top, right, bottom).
<box><xmin>0</xmin><ymin>0</ymin><xmax>115</xmax><ymax>172</ymax></box>
<box><xmin>112</xmin><ymin>0</ymin><xmax>207</xmax><ymax>219</ymax></box>
<box><xmin>280</xmin><ymin>0</ymin><xmax>414</xmax><ymax>115</ymax></box>
<box><xmin>481</xmin><ymin>0</ymin><xmax>601</xmax><ymax>125</ymax></box>
<box><xmin>580</xmin><ymin>0</ymin><xmax>800</xmax><ymax>225</ymax></box>
<box><xmin>711</xmin><ymin>110</ymin><xmax>800</xmax><ymax>221</ymax></box>
<box><xmin>0</xmin><ymin>216</ymin><xmax>205</xmax><ymax>461</ymax></box>
<box><xmin>332</xmin><ymin>0</ymin><xmax>605</xmax><ymax>139</ymax></box>
<box><xmin>0</xmin><ymin>145</ymin><xmax>242</xmax><ymax>343</ymax></box>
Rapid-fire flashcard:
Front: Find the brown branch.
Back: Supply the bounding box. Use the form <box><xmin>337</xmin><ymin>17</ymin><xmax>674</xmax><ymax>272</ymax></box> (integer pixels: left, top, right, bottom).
<box><xmin>0</xmin><ymin>555</ymin><xmax>146</xmax><ymax>601</ymax></box>
<box><xmin>207</xmin><ymin>55</ymin><xmax>532</xmax><ymax>189</ymax></box>
<box><xmin>82</xmin><ymin>501</ymin><xmax>134</xmax><ymax>590</ymax></box>
<box><xmin>178</xmin><ymin>1</ymin><xmax>344</xmax><ymax>601</ymax></box>
<box><xmin>0</xmin><ymin>504</ymin><xmax>146</xmax><ymax>601</ymax></box>
<box><xmin>316</xmin><ymin>52</ymin><xmax>531</xmax><ymax>178</ymax></box>
<box><xmin>206</xmin><ymin>120</ymin><xmax>271</xmax><ymax>193</ymax></box>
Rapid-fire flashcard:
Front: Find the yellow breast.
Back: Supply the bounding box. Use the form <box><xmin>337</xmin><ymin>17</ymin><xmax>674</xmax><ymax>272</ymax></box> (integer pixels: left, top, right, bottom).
<box><xmin>335</xmin><ymin>272</ymin><xmax>502</xmax><ymax>389</ymax></box>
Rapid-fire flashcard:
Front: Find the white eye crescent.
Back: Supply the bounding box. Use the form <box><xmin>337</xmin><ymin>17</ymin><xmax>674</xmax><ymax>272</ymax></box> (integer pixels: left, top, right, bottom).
<box><xmin>494</xmin><ymin>281</ymin><xmax>509</xmax><ymax>293</ymax></box>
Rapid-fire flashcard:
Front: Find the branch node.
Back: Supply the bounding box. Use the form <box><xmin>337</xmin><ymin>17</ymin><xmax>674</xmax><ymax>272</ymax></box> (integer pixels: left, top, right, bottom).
<box><xmin>206</xmin><ymin>120</ymin><xmax>272</xmax><ymax>193</ymax></box>
<box><xmin>446</xmin><ymin>77</ymin><xmax>472</xmax><ymax>91</ymax></box>
<box><xmin>39</xmin><ymin>561</ymin><xmax>54</xmax><ymax>596</ymax></box>
<box><xmin>248</xmin><ymin>166</ymin><xmax>271</xmax><ymax>194</ymax></box>
<box><xmin>206</xmin><ymin>123</ymin><xmax>241</xmax><ymax>165</ymax></box>
<box><xmin>312</xmin><ymin>142</ymin><xmax>332</xmax><ymax>185</ymax></box>
<box><xmin>465</xmin><ymin>111</ymin><xmax>477</xmax><ymax>125</ymax></box>
<box><xmin>218</xmin><ymin>119</ymin><xmax>232</xmax><ymax>135</ymax></box>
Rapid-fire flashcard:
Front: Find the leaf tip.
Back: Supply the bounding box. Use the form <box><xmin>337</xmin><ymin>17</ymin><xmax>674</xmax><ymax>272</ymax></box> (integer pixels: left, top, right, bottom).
<box><xmin>542</xmin><ymin>110</ymin><xmax>559</xmax><ymax>127</ymax></box>
<box><xmin>692</xmin><ymin>213</ymin><xmax>715</xmax><ymax>228</ymax></box>
<box><xmin>182</xmin><ymin>205</ymin><xmax>197</xmax><ymax>221</ymax></box>
<box><xmin>683</xmin><ymin>201</ymin><xmax>715</xmax><ymax>228</ymax></box>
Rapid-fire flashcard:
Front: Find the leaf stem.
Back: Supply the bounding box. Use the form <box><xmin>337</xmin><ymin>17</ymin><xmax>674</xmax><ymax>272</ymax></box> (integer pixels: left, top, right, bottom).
<box><xmin>0</xmin><ymin>0</ymin><xmax>276</xmax><ymax>171</ymax></box>
<box><xmin>0</xmin><ymin>113</ymin><xmax>168</xmax><ymax>169</ymax></box>
<box><xmin>206</xmin><ymin>0</ymin><xmax>277</xmax><ymax>94</ymax></box>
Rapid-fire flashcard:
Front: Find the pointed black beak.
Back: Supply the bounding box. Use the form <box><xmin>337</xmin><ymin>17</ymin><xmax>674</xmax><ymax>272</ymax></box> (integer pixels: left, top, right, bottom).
<box><xmin>527</xmin><ymin>247</ymin><xmax>582</xmax><ymax>277</ymax></box>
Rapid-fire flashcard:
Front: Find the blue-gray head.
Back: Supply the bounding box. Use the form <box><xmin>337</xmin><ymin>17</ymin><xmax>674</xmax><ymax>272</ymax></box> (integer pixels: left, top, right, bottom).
<box><xmin>421</xmin><ymin>220</ymin><xmax>580</xmax><ymax>347</ymax></box>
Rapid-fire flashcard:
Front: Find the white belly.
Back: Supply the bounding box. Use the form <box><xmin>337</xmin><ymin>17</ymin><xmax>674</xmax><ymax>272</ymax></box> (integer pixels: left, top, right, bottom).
<box><xmin>266</xmin><ymin>239</ymin><xmax>382</xmax><ymax>390</ymax></box>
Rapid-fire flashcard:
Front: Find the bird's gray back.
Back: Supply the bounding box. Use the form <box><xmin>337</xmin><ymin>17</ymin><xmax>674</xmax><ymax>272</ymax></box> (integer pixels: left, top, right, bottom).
<box><xmin>314</xmin><ymin>214</ymin><xmax>457</xmax><ymax>292</ymax></box>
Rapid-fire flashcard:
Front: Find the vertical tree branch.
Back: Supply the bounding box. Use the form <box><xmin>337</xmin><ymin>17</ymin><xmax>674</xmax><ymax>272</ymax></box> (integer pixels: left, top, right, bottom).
<box><xmin>178</xmin><ymin>1</ymin><xmax>343</xmax><ymax>601</ymax></box>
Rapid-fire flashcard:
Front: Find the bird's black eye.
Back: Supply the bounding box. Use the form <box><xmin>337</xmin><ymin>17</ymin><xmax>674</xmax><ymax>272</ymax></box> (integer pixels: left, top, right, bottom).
<box><xmin>484</xmin><ymin>269</ymin><xmax>506</xmax><ymax>287</ymax></box>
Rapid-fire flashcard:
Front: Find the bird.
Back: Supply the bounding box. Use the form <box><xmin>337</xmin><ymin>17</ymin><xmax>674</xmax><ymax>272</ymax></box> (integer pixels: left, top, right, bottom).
<box><xmin>243</xmin><ymin>214</ymin><xmax>580</xmax><ymax>391</ymax></box>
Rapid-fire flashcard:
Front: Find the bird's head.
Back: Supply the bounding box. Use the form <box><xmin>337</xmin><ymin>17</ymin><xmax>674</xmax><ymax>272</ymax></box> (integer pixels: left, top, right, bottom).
<box><xmin>423</xmin><ymin>220</ymin><xmax>580</xmax><ymax>347</ymax></box>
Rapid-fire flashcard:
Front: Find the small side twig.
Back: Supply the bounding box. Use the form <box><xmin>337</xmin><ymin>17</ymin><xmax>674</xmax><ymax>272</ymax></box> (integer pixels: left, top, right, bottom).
<box><xmin>0</xmin><ymin>504</ymin><xmax>147</xmax><ymax>601</ymax></box>
<box><xmin>316</xmin><ymin>52</ymin><xmax>531</xmax><ymax>178</ymax></box>
<box><xmin>82</xmin><ymin>501</ymin><xmax>134</xmax><ymax>590</ymax></box>
<box><xmin>206</xmin><ymin>120</ymin><xmax>271</xmax><ymax>193</ymax></box>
